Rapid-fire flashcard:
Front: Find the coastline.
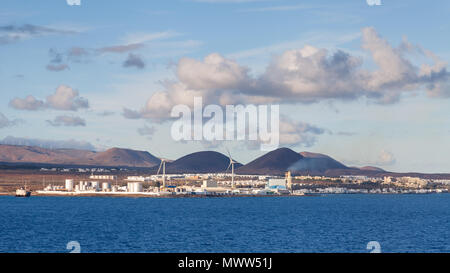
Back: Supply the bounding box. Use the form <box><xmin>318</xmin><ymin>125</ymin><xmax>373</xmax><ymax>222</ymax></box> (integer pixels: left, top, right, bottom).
<box><xmin>1</xmin><ymin>191</ymin><xmax>447</xmax><ymax>198</ymax></box>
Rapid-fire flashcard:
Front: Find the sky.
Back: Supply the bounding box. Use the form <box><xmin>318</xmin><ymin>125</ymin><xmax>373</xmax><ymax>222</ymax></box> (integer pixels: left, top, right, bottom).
<box><xmin>1</xmin><ymin>0</ymin><xmax>450</xmax><ymax>173</ymax></box>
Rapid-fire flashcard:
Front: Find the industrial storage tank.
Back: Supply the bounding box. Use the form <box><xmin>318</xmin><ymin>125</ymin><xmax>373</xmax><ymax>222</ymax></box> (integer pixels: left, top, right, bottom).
<box><xmin>127</xmin><ymin>182</ymin><xmax>143</xmax><ymax>193</ymax></box>
<box><xmin>135</xmin><ymin>182</ymin><xmax>143</xmax><ymax>192</ymax></box>
<box><xmin>65</xmin><ymin>179</ymin><xmax>74</xmax><ymax>191</ymax></box>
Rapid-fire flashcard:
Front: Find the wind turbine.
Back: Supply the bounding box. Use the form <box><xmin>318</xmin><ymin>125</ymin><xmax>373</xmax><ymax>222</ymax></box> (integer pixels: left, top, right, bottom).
<box><xmin>153</xmin><ymin>147</ymin><xmax>168</xmax><ymax>189</ymax></box>
<box><xmin>157</xmin><ymin>158</ymin><xmax>167</xmax><ymax>189</ymax></box>
<box><xmin>225</xmin><ymin>148</ymin><xmax>236</xmax><ymax>189</ymax></box>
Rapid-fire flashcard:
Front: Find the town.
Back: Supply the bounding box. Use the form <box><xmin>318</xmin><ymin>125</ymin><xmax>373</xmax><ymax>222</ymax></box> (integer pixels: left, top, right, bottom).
<box><xmin>34</xmin><ymin>169</ymin><xmax>450</xmax><ymax>197</ymax></box>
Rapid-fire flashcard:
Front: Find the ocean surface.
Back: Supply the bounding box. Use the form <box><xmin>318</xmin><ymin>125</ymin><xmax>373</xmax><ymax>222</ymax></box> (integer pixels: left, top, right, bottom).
<box><xmin>0</xmin><ymin>194</ymin><xmax>449</xmax><ymax>253</ymax></box>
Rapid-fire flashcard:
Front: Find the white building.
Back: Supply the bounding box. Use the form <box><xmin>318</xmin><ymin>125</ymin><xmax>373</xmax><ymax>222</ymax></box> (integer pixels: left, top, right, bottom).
<box><xmin>267</xmin><ymin>179</ymin><xmax>287</xmax><ymax>189</ymax></box>
<box><xmin>89</xmin><ymin>175</ymin><xmax>117</xmax><ymax>180</ymax></box>
<box><xmin>126</xmin><ymin>176</ymin><xmax>150</xmax><ymax>182</ymax></box>
<box><xmin>65</xmin><ymin>179</ymin><xmax>74</xmax><ymax>191</ymax></box>
<box><xmin>202</xmin><ymin>180</ymin><xmax>218</xmax><ymax>188</ymax></box>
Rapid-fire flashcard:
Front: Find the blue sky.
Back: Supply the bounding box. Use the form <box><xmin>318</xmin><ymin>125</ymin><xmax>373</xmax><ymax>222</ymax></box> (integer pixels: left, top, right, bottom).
<box><xmin>1</xmin><ymin>0</ymin><xmax>450</xmax><ymax>172</ymax></box>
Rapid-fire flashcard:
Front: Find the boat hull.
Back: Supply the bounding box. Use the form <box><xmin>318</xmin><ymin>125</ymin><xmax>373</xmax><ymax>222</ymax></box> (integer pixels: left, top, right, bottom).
<box><xmin>15</xmin><ymin>190</ymin><xmax>31</xmax><ymax>197</ymax></box>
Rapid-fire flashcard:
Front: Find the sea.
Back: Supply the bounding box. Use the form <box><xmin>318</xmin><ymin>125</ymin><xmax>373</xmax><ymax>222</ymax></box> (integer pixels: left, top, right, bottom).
<box><xmin>0</xmin><ymin>194</ymin><xmax>449</xmax><ymax>253</ymax></box>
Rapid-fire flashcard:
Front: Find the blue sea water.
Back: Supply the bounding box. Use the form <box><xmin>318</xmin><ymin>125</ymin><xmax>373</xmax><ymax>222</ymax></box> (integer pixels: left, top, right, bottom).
<box><xmin>0</xmin><ymin>194</ymin><xmax>449</xmax><ymax>253</ymax></box>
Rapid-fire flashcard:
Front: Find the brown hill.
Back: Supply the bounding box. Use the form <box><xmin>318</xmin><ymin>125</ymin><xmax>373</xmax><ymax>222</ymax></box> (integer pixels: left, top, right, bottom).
<box><xmin>359</xmin><ymin>166</ymin><xmax>385</xmax><ymax>172</ymax></box>
<box><xmin>92</xmin><ymin>148</ymin><xmax>160</xmax><ymax>167</ymax></box>
<box><xmin>0</xmin><ymin>145</ymin><xmax>160</xmax><ymax>167</ymax></box>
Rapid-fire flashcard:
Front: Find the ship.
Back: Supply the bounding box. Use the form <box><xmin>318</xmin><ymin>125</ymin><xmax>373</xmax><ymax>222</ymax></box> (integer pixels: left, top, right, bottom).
<box><xmin>15</xmin><ymin>187</ymin><xmax>31</xmax><ymax>197</ymax></box>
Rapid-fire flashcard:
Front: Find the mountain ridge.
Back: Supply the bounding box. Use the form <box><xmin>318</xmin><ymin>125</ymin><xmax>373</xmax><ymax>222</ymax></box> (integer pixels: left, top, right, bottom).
<box><xmin>0</xmin><ymin>144</ymin><xmax>160</xmax><ymax>167</ymax></box>
<box><xmin>1</xmin><ymin>144</ymin><xmax>448</xmax><ymax>178</ymax></box>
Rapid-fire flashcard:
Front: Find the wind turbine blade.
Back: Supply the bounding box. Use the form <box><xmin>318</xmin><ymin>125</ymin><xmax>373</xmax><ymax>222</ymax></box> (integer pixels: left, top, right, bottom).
<box><xmin>226</xmin><ymin>162</ymin><xmax>232</xmax><ymax>172</ymax></box>
<box><xmin>225</xmin><ymin>147</ymin><xmax>232</xmax><ymax>159</ymax></box>
<box><xmin>157</xmin><ymin>160</ymin><xmax>163</xmax><ymax>175</ymax></box>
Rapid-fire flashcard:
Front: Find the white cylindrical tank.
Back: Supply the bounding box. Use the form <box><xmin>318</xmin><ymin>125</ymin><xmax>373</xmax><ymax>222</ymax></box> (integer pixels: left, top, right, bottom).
<box><xmin>128</xmin><ymin>182</ymin><xmax>143</xmax><ymax>192</ymax></box>
<box><xmin>65</xmin><ymin>179</ymin><xmax>74</xmax><ymax>191</ymax></box>
<box><xmin>135</xmin><ymin>182</ymin><xmax>143</xmax><ymax>192</ymax></box>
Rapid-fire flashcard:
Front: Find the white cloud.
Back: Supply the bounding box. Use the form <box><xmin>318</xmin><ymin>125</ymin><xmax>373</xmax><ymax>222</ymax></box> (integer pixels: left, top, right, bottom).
<box><xmin>46</xmin><ymin>63</ymin><xmax>70</xmax><ymax>71</ymax></box>
<box><xmin>343</xmin><ymin>149</ymin><xmax>396</xmax><ymax>167</ymax></box>
<box><xmin>124</xmin><ymin>27</ymin><xmax>450</xmax><ymax>122</ymax></box>
<box><xmin>46</xmin><ymin>115</ymin><xmax>86</xmax><ymax>127</ymax></box>
<box><xmin>0</xmin><ymin>113</ymin><xmax>19</xmax><ymax>128</ymax></box>
<box><xmin>10</xmin><ymin>85</ymin><xmax>89</xmax><ymax>111</ymax></box>
<box><xmin>9</xmin><ymin>95</ymin><xmax>45</xmax><ymax>111</ymax></box>
<box><xmin>376</xmin><ymin>149</ymin><xmax>396</xmax><ymax>166</ymax></box>
<box><xmin>177</xmin><ymin>53</ymin><xmax>250</xmax><ymax>90</ymax></box>
<box><xmin>0</xmin><ymin>24</ymin><xmax>77</xmax><ymax>45</ymax></box>
<box><xmin>97</xmin><ymin>43</ymin><xmax>144</xmax><ymax>54</ymax></box>
<box><xmin>137</xmin><ymin>125</ymin><xmax>156</xmax><ymax>139</ymax></box>
<box><xmin>46</xmin><ymin>85</ymin><xmax>89</xmax><ymax>111</ymax></box>
<box><xmin>122</xmin><ymin>30</ymin><xmax>181</xmax><ymax>45</ymax></box>
<box><xmin>278</xmin><ymin>116</ymin><xmax>325</xmax><ymax>147</ymax></box>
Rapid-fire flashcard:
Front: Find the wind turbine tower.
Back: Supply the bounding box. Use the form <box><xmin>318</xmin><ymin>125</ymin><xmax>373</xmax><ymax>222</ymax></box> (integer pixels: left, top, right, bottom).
<box><xmin>157</xmin><ymin>159</ymin><xmax>167</xmax><ymax>188</ymax></box>
<box><xmin>226</xmin><ymin>149</ymin><xmax>236</xmax><ymax>189</ymax></box>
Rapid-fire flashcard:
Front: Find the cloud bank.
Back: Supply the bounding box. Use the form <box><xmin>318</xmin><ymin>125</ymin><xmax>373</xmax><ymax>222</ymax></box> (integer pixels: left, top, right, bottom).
<box><xmin>124</xmin><ymin>27</ymin><xmax>450</xmax><ymax>121</ymax></box>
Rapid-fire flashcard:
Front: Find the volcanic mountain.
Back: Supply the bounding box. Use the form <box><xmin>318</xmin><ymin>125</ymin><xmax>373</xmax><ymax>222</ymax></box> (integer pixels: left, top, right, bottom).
<box><xmin>156</xmin><ymin>151</ymin><xmax>242</xmax><ymax>174</ymax></box>
<box><xmin>0</xmin><ymin>145</ymin><xmax>160</xmax><ymax>167</ymax></box>
<box><xmin>288</xmin><ymin>151</ymin><xmax>349</xmax><ymax>173</ymax></box>
<box><xmin>91</xmin><ymin>147</ymin><xmax>161</xmax><ymax>167</ymax></box>
<box><xmin>359</xmin><ymin>166</ymin><xmax>385</xmax><ymax>172</ymax></box>
<box><xmin>236</xmin><ymin>147</ymin><xmax>304</xmax><ymax>175</ymax></box>
<box><xmin>236</xmin><ymin>148</ymin><xmax>351</xmax><ymax>175</ymax></box>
